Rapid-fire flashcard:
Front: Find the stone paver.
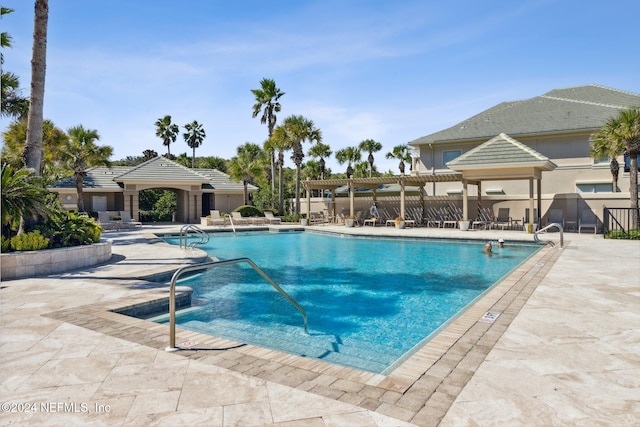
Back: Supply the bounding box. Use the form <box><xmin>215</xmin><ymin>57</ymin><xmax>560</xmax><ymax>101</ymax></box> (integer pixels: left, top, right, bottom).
<box><xmin>1</xmin><ymin>224</ymin><xmax>638</xmax><ymax>426</ymax></box>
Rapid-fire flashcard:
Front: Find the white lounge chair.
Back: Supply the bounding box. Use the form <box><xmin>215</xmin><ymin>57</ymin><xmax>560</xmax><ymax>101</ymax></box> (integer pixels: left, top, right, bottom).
<box><xmin>119</xmin><ymin>211</ymin><xmax>142</xmax><ymax>228</ymax></box>
<box><xmin>491</xmin><ymin>208</ymin><xmax>513</xmax><ymax>230</ymax></box>
<box><xmin>579</xmin><ymin>209</ymin><xmax>598</xmax><ymax>234</ymax></box>
<box><xmin>230</xmin><ymin>211</ymin><xmax>249</xmax><ymax>225</ymax></box>
<box><xmin>264</xmin><ymin>211</ymin><xmax>281</xmax><ymax>224</ymax></box>
<box><xmin>97</xmin><ymin>211</ymin><xmax>119</xmax><ymax>231</ymax></box>
<box><xmin>209</xmin><ymin>210</ymin><xmax>226</xmax><ymax>226</ymax></box>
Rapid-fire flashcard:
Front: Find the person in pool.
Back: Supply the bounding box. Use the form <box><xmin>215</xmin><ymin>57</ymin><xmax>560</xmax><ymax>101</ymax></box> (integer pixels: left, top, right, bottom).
<box><xmin>497</xmin><ymin>238</ymin><xmax>505</xmax><ymax>248</ymax></box>
<box><xmin>483</xmin><ymin>241</ymin><xmax>493</xmax><ymax>254</ymax></box>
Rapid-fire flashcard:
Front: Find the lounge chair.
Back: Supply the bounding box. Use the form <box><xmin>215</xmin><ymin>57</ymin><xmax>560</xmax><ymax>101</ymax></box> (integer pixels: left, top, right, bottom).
<box><xmin>579</xmin><ymin>209</ymin><xmax>598</xmax><ymax>234</ymax></box>
<box><xmin>545</xmin><ymin>208</ymin><xmax>565</xmax><ymax>228</ymax></box>
<box><xmin>425</xmin><ymin>207</ymin><xmax>443</xmax><ymax>228</ymax></box>
<box><xmin>491</xmin><ymin>208</ymin><xmax>512</xmax><ymax>230</ymax></box>
<box><xmin>264</xmin><ymin>211</ymin><xmax>281</xmax><ymax>224</ymax></box>
<box><xmin>230</xmin><ymin>211</ymin><xmax>249</xmax><ymax>225</ymax></box>
<box><xmin>119</xmin><ymin>211</ymin><xmax>142</xmax><ymax>229</ymax></box>
<box><xmin>209</xmin><ymin>210</ymin><xmax>227</xmax><ymax>226</ymax></box>
<box><xmin>442</xmin><ymin>207</ymin><xmax>460</xmax><ymax>228</ymax></box>
<box><xmin>97</xmin><ymin>211</ymin><xmax>119</xmax><ymax>231</ymax></box>
<box><xmin>472</xmin><ymin>208</ymin><xmax>493</xmax><ymax>230</ymax></box>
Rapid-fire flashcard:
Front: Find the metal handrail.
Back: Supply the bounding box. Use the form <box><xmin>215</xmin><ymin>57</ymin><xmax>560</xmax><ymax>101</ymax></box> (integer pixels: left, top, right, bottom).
<box><xmin>534</xmin><ymin>222</ymin><xmax>564</xmax><ymax>248</ymax></box>
<box><xmin>166</xmin><ymin>257</ymin><xmax>308</xmax><ymax>351</ymax></box>
<box><xmin>226</xmin><ymin>214</ymin><xmax>236</xmax><ymax>233</ymax></box>
<box><xmin>179</xmin><ymin>224</ymin><xmax>209</xmax><ymax>249</ymax></box>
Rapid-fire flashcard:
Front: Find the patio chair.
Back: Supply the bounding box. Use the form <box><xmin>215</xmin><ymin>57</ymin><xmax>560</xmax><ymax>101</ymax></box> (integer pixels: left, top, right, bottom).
<box><xmin>97</xmin><ymin>211</ymin><xmax>119</xmax><ymax>231</ymax></box>
<box><xmin>230</xmin><ymin>211</ymin><xmax>249</xmax><ymax>225</ymax></box>
<box><xmin>442</xmin><ymin>207</ymin><xmax>461</xmax><ymax>228</ymax></box>
<box><xmin>545</xmin><ymin>208</ymin><xmax>565</xmax><ymax>228</ymax></box>
<box><xmin>354</xmin><ymin>210</ymin><xmax>364</xmax><ymax>226</ymax></box>
<box><xmin>264</xmin><ymin>211</ymin><xmax>281</xmax><ymax>224</ymax></box>
<box><xmin>425</xmin><ymin>207</ymin><xmax>443</xmax><ymax>228</ymax></box>
<box><xmin>491</xmin><ymin>208</ymin><xmax>512</xmax><ymax>230</ymax></box>
<box><xmin>472</xmin><ymin>208</ymin><xmax>493</xmax><ymax>230</ymax></box>
<box><xmin>578</xmin><ymin>209</ymin><xmax>598</xmax><ymax>234</ymax></box>
<box><xmin>119</xmin><ymin>210</ymin><xmax>142</xmax><ymax>228</ymax></box>
<box><xmin>209</xmin><ymin>210</ymin><xmax>227</xmax><ymax>226</ymax></box>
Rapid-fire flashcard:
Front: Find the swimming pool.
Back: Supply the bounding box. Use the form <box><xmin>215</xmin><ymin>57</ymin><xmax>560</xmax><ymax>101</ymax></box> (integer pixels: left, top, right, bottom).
<box><xmin>159</xmin><ymin>231</ymin><xmax>540</xmax><ymax>373</ymax></box>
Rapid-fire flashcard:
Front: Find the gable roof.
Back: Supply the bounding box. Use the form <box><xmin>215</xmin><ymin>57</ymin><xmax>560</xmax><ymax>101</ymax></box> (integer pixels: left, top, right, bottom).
<box><xmin>114</xmin><ymin>156</ymin><xmax>210</xmax><ymax>183</ymax></box>
<box><xmin>446</xmin><ymin>133</ymin><xmax>556</xmax><ymax>171</ymax></box>
<box><xmin>410</xmin><ymin>84</ymin><xmax>640</xmax><ymax>146</ymax></box>
<box><xmin>48</xmin><ymin>156</ymin><xmax>256</xmax><ymax>192</ymax></box>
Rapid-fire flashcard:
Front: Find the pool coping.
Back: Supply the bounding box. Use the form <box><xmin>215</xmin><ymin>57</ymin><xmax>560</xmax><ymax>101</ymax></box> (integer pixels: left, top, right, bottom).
<box><xmin>43</xmin><ymin>232</ymin><xmax>561</xmax><ymax>426</ymax></box>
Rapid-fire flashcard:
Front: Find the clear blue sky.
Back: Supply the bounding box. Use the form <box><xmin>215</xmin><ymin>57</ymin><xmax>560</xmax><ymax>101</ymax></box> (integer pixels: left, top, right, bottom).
<box><xmin>2</xmin><ymin>0</ymin><xmax>639</xmax><ymax>173</ymax></box>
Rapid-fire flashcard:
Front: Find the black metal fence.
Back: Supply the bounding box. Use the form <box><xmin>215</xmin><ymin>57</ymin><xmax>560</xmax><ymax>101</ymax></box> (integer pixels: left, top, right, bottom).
<box><xmin>603</xmin><ymin>207</ymin><xmax>640</xmax><ymax>239</ymax></box>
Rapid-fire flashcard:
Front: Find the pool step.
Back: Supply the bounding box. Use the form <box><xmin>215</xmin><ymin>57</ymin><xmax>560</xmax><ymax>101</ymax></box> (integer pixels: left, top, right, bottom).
<box><xmin>180</xmin><ymin>318</ymin><xmax>400</xmax><ymax>373</ymax></box>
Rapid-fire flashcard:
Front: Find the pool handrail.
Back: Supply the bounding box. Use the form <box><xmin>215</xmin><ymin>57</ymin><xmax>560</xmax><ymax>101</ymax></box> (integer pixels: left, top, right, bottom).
<box><xmin>534</xmin><ymin>222</ymin><xmax>563</xmax><ymax>248</ymax></box>
<box><xmin>226</xmin><ymin>214</ymin><xmax>236</xmax><ymax>233</ymax></box>
<box><xmin>179</xmin><ymin>224</ymin><xmax>209</xmax><ymax>249</ymax></box>
<box><xmin>166</xmin><ymin>257</ymin><xmax>308</xmax><ymax>351</ymax></box>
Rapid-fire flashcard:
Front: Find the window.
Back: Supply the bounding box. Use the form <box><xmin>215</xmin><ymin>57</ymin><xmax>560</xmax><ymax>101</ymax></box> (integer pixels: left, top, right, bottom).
<box><xmin>443</xmin><ymin>150</ymin><xmax>461</xmax><ymax>166</ymax></box>
<box><xmin>593</xmin><ymin>156</ymin><xmax>610</xmax><ymax>165</ymax></box>
<box><xmin>576</xmin><ymin>182</ymin><xmax>613</xmax><ymax>193</ymax></box>
<box><xmin>624</xmin><ymin>152</ymin><xmax>640</xmax><ymax>172</ymax></box>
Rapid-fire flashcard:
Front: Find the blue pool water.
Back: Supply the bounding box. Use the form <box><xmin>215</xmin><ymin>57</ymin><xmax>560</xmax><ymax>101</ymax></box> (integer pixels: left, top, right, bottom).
<box><xmin>160</xmin><ymin>231</ymin><xmax>539</xmax><ymax>373</ymax></box>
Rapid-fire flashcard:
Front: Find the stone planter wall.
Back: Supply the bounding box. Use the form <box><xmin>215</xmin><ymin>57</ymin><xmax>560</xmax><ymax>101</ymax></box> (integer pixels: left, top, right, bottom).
<box><xmin>1</xmin><ymin>241</ymin><xmax>112</xmax><ymax>280</ymax></box>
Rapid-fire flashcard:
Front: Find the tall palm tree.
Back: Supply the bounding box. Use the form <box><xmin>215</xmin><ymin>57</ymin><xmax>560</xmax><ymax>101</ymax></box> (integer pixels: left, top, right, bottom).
<box><xmin>308</xmin><ymin>142</ymin><xmax>332</xmax><ymax>180</ymax></box>
<box><xmin>155</xmin><ymin>115</ymin><xmax>179</xmax><ymax>157</ymax></box>
<box><xmin>270</xmin><ymin>127</ymin><xmax>293</xmax><ymax>213</ymax></box>
<box><xmin>335</xmin><ymin>146</ymin><xmax>361</xmax><ymax>178</ymax></box>
<box><xmin>62</xmin><ymin>126</ymin><xmax>113</xmax><ymax>211</ymax></box>
<box><xmin>1</xmin><ymin>163</ymin><xmax>52</xmax><ymax>237</ymax></box>
<box><xmin>358</xmin><ymin>139</ymin><xmax>383</xmax><ymax>178</ymax></box>
<box><xmin>590</xmin><ymin>107</ymin><xmax>640</xmax><ymax>224</ymax></box>
<box><xmin>23</xmin><ymin>0</ymin><xmax>48</xmax><ymax>178</ymax></box>
<box><xmin>228</xmin><ymin>143</ymin><xmax>266</xmax><ymax>205</ymax></box>
<box><xmin>278</xmin><ymin>115</ymin><xmax>322</xmax><ymax>214</ymax></box>
<box><xmin>386</xmin><ymin>144</ymin><xmax>412</xmax><ymax>175</ymax></box>
<box><xmin>252</xmin><ymin>78</ymin><xmax>285</xmax><ymax>194</ymax></box>
<box><xmin>183</xmin><ymin>120</ymin><xmax>206</xmax><ymax>168</ymax></box>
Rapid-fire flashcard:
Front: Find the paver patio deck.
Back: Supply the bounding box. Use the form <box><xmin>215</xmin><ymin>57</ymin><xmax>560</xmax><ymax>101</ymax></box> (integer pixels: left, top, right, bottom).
<box><xmin>1</xmin><ymin>223</ymin><xmax>638</xmax><ymax>426</ymax></box>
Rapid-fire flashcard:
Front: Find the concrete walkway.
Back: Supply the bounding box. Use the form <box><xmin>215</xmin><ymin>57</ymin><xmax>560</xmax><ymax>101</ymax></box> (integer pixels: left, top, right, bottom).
<box><xmin>0</xmin><ymin>224</ymin><xmax>638</xmax><ymax>426</ymax></box>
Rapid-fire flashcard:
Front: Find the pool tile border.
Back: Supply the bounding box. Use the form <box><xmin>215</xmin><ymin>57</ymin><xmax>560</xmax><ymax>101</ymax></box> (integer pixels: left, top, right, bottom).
<box><xmin>45</xmin><ymin>243</ymin><xmax>560</xmax><ymax>426</ymax></box>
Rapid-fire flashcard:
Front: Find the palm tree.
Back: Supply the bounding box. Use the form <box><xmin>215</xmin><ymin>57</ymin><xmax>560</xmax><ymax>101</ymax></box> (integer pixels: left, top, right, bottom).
<box><xmin>23</xmin><ymin>0</ymin><xmax>48</xmax><ymax>178</ymax></box>
<box><xmin>386</xmin><ymin>144</ymin><xmax>412</xmax><ymax>175</ymax></box>
<box><xmin>183</xmin><ymin>120</ymin><xmax>206</xmax><ymax>168</ymax></box>
<box><xmin>1</xmin><ymin>163</ymin><xmax>52</xmax><ymax>237</ymax></box>
<box><xmin>590</xmin><ymin>107</ymin><xmax>640</xmax><ymax>224</ymax></box>
<box><xmin>358</xmin><ymin>139</ymin><xmax>383</xmax><ymax>177</ymax></box>
<box><xmin>308</xmin><ymin>142</ymin><xmax>332</xmax><ymax>180</ymax></box>
<box><xmin>2</xmin><ymin>119</ymin><xmax>67</xmax><ymax>178</ymax></box>
<box><xmin>252</xmin><ymin>78</ymin><xmax>285</xmax><ymax>194</ymax></box>
<box><xmin>62</xmin><ymin>126</ymin><xmax>113</xmax><ymax>211</ymax></box>
<box><xmin>270</xmin><ymin>127</ymin><xmax>293</xmax><ymax>213</ymax></box>
<box><xmin>228</xmin><ymin>143</ymin><xmax>266</xmax><ymax>205</ymax></box>
<box><xmin>1</xmin><ymin>8</ymin><xmax>29</xmax><ymax>120</ymax></box>
<box><xmin>277</xmin><ymin>115</ymin><xmax>322</xmax><ymax>214</ymax></box>
<box><xmin>155</xmin><ymin>115</ymin><xmax>179</xmax><ymax>157</ymax></box>
<box><xmin>335</xmin><ymin>146</ymin><xmax>361</xmax><ymax>178</ymax></box>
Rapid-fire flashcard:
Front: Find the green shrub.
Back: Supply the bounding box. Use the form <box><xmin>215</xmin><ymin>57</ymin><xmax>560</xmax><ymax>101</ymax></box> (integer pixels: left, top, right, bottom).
<box><xmin>33</xmin><ymin>211</ymin><xmax>101</xmax><ymax>248</ymax></box>
<box><xmin>1</xmin><ymin>235</ymin><xmax>10</xmax><ymax>253</ymax></box>
<box><xmin>234</xmin><ymin>205</ymin><xmax>263</xmax><ymax>217</ymax></box>
<box><xmin>10</xmin><ymin>230</ymin><xmax>50</xmax><ymax>251</ymax></box>
<box><xmin>605</xmin><ymin>229</ymin><xmax>640</xmax><ymax>240</ymax></box>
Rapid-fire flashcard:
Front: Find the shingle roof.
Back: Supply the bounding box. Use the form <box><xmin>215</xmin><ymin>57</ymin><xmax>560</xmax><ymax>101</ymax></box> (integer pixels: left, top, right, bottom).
<box><xmin>446</xmin><ymin>133</ymin><xmax>556</xmax><ymax>170</ymax></box>
<box><xmin>114</xmin><ymin>156</ymin><xmax>210</xmax><ymax>183</ymax></box>
<box><xmin>410</xmin><ymin>84</ymin><xmax>640</xmax><ymax>146</ymax></box>
<box><xmin>48</xmin><ymin>157</ymin><xmax>255</xmax><ymax>192</ymax></box>
<box><xmin>48</xmin><ymin>166</ymin><xmax>129</xmax><ymax>190</ymax></box>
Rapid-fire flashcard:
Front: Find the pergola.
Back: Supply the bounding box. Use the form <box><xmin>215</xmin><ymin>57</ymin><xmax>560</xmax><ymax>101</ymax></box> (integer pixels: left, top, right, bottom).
<box><xmin>303</xmin><ymin>133</ymin><xmax>557</xmax><ymax>225</ymax></box>
<box><xmin>303</xmin><ymin>173</ymin><xmax>462</xmax><ymax>220</ymax></box>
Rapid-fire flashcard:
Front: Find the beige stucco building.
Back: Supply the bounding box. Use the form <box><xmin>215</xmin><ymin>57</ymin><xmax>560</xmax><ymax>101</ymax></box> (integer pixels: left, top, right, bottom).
<box><xmin>48</xmin><ymin>156</ymin><xmax>255</xmax><ymax>223</ymax></box>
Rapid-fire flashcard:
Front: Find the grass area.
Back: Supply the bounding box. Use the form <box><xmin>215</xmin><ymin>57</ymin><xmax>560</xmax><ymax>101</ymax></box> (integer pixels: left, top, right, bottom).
<box><xmin>605</xmin><ymin>229</ymin><xmax>640</xmax><ymax>239</ymax></box>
